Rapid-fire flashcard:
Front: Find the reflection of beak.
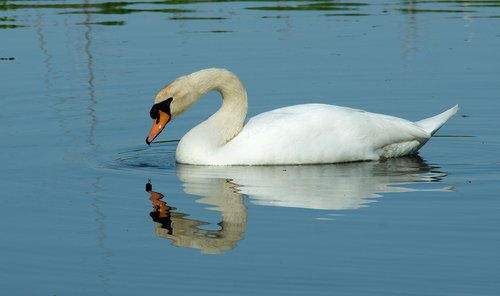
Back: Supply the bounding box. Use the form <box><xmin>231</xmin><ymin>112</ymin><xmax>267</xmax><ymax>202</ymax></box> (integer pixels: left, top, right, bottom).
<box><xmin>146</xmin><ymin>110</ymin><xmax>170</xmax><ymax>145</ymax></box>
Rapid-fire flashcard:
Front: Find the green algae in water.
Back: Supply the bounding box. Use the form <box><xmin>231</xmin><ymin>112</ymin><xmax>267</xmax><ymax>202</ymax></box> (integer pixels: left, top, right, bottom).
<box><xmin>64</xmin><ymin>7</ymin><xmax>194</xmax><ymax>15</ymax></box>
<box><xmin>247</xmin><ymin>2</ymin><xmax>368</xmax><ymax>12</ymax></box>
<box><xmin>0</xmin><ymin>16</ymin><xmax>16</xmax><ymax>22</ymax></box>
<box><xmin>325</xmin><ymin>13</ymin><xmax>369</xmax><ymax>16</ymax></box>
<box><xmin>0</xmin><ymin>1</ymin><xmax>193</xmax><ymax>14</ymax></box>
<box><xmin>398</xmin><ymin>8</ymin><xmax>477</xmax><ymax>14</ymax></box>
<box><xmin>0</xmin><ymin>16</ymin><xmax>23</xmax><ymax>29</ymax></box>
<box><xmin>79</xmin><ymin>21</ymin><xmax>126</xmax><ymax>26</ymax></box>
<box><xmin>0</xmin><ymin>24</ymin><xmax>26</xmax><ymax>29</ymax></box>
<box><xmin>170</xmin><ymin>16</ymin><xmax>227</xmax><ymax>20</ymax></box>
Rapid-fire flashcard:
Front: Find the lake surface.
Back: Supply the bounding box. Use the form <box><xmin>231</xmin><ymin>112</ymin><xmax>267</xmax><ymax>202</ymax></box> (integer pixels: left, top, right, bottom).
<box><xmin>1</xmin><ymin>0</ymin><xmax>500</xmax><ymax>295</ymax></box>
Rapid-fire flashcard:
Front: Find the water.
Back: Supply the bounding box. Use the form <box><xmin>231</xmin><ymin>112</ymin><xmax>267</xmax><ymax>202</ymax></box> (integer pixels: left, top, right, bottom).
<box><xmin>1</xmin><ymin>1</ymin><xmax>500</xmax><ymax>295</ymax></box>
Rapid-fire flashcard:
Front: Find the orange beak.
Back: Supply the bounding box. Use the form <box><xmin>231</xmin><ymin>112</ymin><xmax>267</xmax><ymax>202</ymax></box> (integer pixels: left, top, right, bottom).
<box><xmin>146</xmin><ymin>110</ymin><xmax>170</xmax><ymax>145</ymax></box>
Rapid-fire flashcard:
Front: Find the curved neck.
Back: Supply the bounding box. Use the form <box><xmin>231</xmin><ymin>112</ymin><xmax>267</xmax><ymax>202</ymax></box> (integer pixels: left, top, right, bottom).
<box><xmin>177</xmin><ymin>69</ymin><xmax>248</xmax><ymax>163</ymax></box>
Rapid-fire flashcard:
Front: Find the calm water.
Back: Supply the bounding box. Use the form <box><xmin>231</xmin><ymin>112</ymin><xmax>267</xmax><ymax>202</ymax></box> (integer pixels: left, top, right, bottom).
<box><xmin>1</xmin><ymin>0</ymin><xmax>500</xmax><ymax>295</ymax></box>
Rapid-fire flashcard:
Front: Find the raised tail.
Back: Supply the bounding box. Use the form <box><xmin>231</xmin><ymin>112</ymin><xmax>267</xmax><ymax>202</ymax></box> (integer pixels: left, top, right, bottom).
<box><xmin>416</xmin><ymin>105</ymin><xmax>459</xmax><ymax>136</ymax></box>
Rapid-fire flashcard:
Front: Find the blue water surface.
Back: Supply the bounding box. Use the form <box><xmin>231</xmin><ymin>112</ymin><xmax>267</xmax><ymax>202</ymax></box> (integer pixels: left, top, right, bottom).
<box><xmin>1</xmin><ymin>1</ymin><xmax>499</xmax><ymax>295</ymax></box>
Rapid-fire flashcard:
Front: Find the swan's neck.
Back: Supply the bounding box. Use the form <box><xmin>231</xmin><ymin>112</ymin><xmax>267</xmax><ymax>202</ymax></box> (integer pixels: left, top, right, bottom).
<box><xmin>177</xmin><ymin>69</ymin><xmax>248</xmax><ymax>163</ymax></box>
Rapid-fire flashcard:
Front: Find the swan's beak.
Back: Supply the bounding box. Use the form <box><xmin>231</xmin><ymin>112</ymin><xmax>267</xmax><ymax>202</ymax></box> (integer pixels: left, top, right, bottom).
<box><xmin>146</xmin><ymin>110</ymin><xmax>170</xmax><ymax>145</ymax></box>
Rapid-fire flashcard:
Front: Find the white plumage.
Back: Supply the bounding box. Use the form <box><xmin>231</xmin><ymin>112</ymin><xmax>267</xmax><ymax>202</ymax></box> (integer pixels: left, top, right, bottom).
<box><xmin>147</xmin><ymin>68</ymin><xmax>458</xmax><ymax>165</ymax></box>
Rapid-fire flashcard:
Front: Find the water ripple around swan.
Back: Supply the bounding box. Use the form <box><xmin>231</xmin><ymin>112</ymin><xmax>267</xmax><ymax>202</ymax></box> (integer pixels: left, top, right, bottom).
<box><xmin>110</xmin><ymin>142</ymin><xmax>177</xmax><ymax>172</ymax></box>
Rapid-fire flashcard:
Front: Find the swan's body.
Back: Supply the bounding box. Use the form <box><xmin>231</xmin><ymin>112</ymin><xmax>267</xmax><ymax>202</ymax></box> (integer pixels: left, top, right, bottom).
<box><xmin>146</xmin><ymin>68</ymin><xmax>458</xmax><ymax>165</ymax></box>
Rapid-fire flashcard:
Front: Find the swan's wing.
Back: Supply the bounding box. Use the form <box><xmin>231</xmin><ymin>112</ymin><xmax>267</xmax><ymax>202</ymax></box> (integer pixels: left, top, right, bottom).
<box><xmin>220</xmin><ymin>104</ymin><xmax>430</xmax><ymax>164</ymax></box>
<box><xmin>244</xmin><ymin>104</ymin><xmax>430</xmax><ymax>144</ymax></box>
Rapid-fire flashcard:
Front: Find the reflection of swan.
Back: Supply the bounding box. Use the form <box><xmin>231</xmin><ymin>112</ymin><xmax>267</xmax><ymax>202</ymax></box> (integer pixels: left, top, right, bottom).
<box><xmin>146</xmin><ymin>181</ymin><xmax>246</xmax><ymax>255</ymax></box>
<box><xmin>147</xmin><ymin>157</ymin><xmax>451</xmax><ymax>254</ymax></box>
<box><xmin>177</xmin><ymin>156</ymin><xmax>452</xmax><ymax>211</ymax></box>
<box><xmin>146</xmin><ymin>68</ymin><xmax>458</xmax><ymax>165</ymax></box>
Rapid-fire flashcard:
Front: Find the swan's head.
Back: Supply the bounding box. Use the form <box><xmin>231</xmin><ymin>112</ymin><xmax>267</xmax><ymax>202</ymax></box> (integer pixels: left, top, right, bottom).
<box><xmin>146</xmin><ymin>75</ymin><xmax>199</xmax><ymax>144</ymax></box>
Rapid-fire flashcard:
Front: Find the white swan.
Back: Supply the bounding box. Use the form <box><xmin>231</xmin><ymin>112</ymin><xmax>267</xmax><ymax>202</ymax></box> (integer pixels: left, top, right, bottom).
<box><xmin>146</xmin><ymin>68</ymin><xmax>458</xmax><ymax>165</ymax></box>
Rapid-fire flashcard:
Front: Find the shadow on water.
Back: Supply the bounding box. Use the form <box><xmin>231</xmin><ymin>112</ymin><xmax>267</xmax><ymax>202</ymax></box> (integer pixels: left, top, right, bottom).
<box><xmin>145</xmin><ymin>155</ymin><xmax>452</xmax><ymax>254</ymax></box>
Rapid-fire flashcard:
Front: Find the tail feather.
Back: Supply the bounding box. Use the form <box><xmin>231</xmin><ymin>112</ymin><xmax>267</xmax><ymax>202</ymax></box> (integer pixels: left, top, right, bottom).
<box><xmin>416</xmin><ymin>105</ymin><xmax>459</xmax><ymax>136</ymax></box>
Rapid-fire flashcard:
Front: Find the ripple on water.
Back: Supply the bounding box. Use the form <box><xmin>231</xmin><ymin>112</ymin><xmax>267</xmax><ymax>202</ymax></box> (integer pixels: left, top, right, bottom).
<box><xmin>110</xmin><ymin>143</ymin><xmax>177</xmax><ymax>172</ymax></box>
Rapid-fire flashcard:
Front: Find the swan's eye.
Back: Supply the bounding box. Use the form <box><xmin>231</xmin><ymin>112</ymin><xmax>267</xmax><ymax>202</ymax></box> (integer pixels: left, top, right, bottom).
<box><xmin>149</xmin><ymin>105</ymin><xmax>159</xmax><ymax>119</ymax></box>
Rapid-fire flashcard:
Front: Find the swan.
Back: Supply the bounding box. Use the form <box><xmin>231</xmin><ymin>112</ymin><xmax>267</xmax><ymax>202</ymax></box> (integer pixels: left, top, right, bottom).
<box><xmin>146</xmin><ymin>68</ymin><xmax>458</xmax><ymax>165</ymax></box>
